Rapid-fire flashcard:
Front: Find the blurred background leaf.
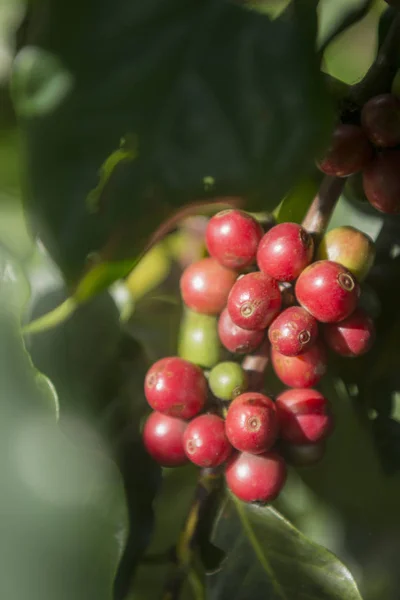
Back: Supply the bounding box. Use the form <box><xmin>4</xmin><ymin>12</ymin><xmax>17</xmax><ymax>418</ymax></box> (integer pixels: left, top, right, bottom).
<box><xmin>15</xmin><ymin>0</ymin><xmax>333</xmax><ymax>298</ymax></box>
<box><xmin>0</xmin><ymin>245</ymin><xmax>128</xmax><ymax>600</ymax></box>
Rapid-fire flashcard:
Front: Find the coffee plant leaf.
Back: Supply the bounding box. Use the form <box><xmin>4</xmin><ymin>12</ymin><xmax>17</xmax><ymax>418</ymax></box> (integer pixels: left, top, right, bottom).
<box><xmin>207</xmin><ymin>496</ymin><xmax>362</xmax><ymax>600</ymax></box>
<box><xmin>16</xmin><ymin>0</ymin><xmax>333</xmax><ymax>300</ymax></box>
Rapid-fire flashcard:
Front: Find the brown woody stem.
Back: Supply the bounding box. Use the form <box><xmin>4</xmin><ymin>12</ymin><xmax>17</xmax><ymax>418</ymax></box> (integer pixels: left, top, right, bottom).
<box><xmin>301</xmin><ymin>176</ymin><xmax>345</xmax><ymax>240</ymax></box>
<box><xmin>348</xmin><ymin>13</ymin><xmax>400</xmax><ymax>107</ymax></box>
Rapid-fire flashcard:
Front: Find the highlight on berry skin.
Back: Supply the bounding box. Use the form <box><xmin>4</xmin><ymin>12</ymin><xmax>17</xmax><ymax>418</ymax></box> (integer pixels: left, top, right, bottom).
<box><xmin>257</xmin><ymin>222</ymin><xmax>314</xmax><ymax>282</ymax></box>
<box><xmin>205</xmin><ymin>209</ymin><xmax>263</xmax><ymax>270</ymax></box>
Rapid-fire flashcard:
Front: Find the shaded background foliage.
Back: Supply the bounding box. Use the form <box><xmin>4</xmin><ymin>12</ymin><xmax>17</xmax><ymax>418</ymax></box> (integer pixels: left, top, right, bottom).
<box><xmin>0</xmin><ymin>0</ymin><xmax>400</xmax><ymax>599</ymax></box>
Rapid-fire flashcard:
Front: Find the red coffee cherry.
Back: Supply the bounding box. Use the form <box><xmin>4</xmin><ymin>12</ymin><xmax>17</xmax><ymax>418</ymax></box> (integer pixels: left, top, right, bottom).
<box><xmin>225</xmin><ymin>451</ymin><xmax>286</xmax><ymax>503</ymax></box>
<box><xmin>144</xmin><ymin>357</ymin><xmax>207</xmax><ymax>419</ymax></box>
<box><xmin>362</xmin><ymin>150</ymin><xmax>400</xmax><ymax>214</ymax></box>
<box><xmin>361</xmin><ymin>94</ymin><xmax>400</xmax><ymax>148</ymax></box>
<box><xmin>218</xmin><ymin>308</ymin><xmax>264</xmax><ymax>354</ymax></box>
<box><xmin>282</xmin><ymin>441</ymin><xmax>326</xmax><ymax>467</ymax></box>
<box><xmin>268</xmin><ymin>306</ymin><xmax>318</xmax><ymax>356</ymax></box>
<box><xmin>276</xmin><ymin>388</ymin><xmax>332</xmax><ymax>445</ymax></box>
<box><xmin>271</xmin><ymin>342</ymin><xmax>327</xmax><ymax>388</ymax></box>
<box><xmin>205</xmin><ymin>209</ymin><xmax>263</xmax><ymax>269</ymax></box>
<box><xmin>257</xmin><ymin>222</ymin><xmax>314</xmax><ymax>282</ymax></box>
<box><xmin>180</xmin><ymin>257</ymin><xmax>237</xmax><ymax>315</ymax></box>
<box><xmin>225</xmin><ymin>392</ymin><xmax>279</xmax><ymax>454</ymax></box>
<box><xmin>317</xmin><ymin>124</ymin><xmax>373</xmax><ymax>177</ymax></box>
<box><xmin>323</xmin><ymin>308</ymin><xmax>375</xmax><ymax>357</ymax></box>
<box><xmin>227</xmin><ymin>272</ymin><xmax>281</xmax><ymax>330</ymax></box>
<box><xmin>143</xmin><ymin>412</ymin><xmax>188</xmax><ymax>467</ymax></box>
<box><xmin>183</xmin><ymin>414</ymin><xmax>232</xmax><ymax>467</ymax></box>
<box><xmin>295</xmin><ymin>260</ymin><xmax>360</xmax><ymax>323</ymax></box>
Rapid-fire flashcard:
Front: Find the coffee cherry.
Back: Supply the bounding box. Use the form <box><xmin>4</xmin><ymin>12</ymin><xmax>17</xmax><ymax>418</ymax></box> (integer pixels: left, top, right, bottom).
<box><xmin>180</xmin><ymin>257</ymin><xmax>237</xmax><ymax>315</ymax></box>
<box><xmin>271</xmin><ymin>342</ymin><xmax>327</xmax><ymax>388</ymax></box>
<box><xmin>317</xmin><ymin>124</ymin><xmax>373</xmax><ymax>177</ymax></box>
<box><xmin>144</xmin><ymin>357</ymin><xmax>207</xmax><ymax>419</ymax></box>
<box><xmin>295</xmin><ymin>260</ymin><xmax>360</xmax><ymax>323</ymax></box>
<box><xmin>276</xmin><ymin>388</ymin><xmax>332</xmax><ymax>445</ymax></box>
<box><xmin>178</xmin><ymin>309</ymin><xmax>221</xmax><ymax>369</ymax></box>
<box><xmin>218</xmin><ymin>308</ymin><xmax>264</xmax><ymax>354</ymax></box>
<box><xmin>209</xmin><ymin>361</ymin><xmax>248</xmax><ymax>401</ymax></box>
<box><xmin>268</xmin><ymin>307</ymin><xmax>318</xmax><ymax>356</ymax></box>
<box><xmin>361</xmin><ymin>94</ymin><xmax>400</xmax><ymax>147</ymax></box>
<box><xmin>225</xmin><ymin>451</ymin><xmax>286</xmax><ymax>503</ymax></box>
<box><xmin>183</xmin><ymin>414</ymin><xmax>232</xmax><ymax>467</ymax></box>
<box><xmin>143</xmin><ymin>412</ymin><xmax>188</xmax><ymax>467</ymax></box>
<box><xmin>317</xmin><ymin>226</ymin><xmax>375</xmax><ymax>282</ymax></box>
<box><xmin>362</xmin><ymin>150</ymin><xmax>400</xmax><ymax>214</ymax></box>
<box><xmin>323</xmin><ymin>308</ymin><xmax>375</xmax><ymax>357</ymax></box>
<box><xmin>257</xmin><ymin>223</ymin><xmax>314</xmax><ymax>282</ymax></box>
<box><xmin>225</xmin><ymin>392</ymin><xmax>279</xmax><ymax>454</ymax></box>
<box><xmin>205</xmin><ymin>209</ymin><xmax>263</xmax><ymax>269</ymax></box>
<box><xmin>282</xmin><ymin>441</ymin><xmax>326</xmax><ymax>467</ymax></box>
<box><xmin>227</xmin><ymin>272</ymin><xmax>281</xmax><ymax>330</ymax></box>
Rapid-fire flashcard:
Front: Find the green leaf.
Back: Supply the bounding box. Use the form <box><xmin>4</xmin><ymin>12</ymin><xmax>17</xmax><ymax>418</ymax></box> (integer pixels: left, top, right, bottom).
<box><xmin>0</xmin><ymin>247</ymin><xmax>127</xmax><ymax>600</ymax></box>
<box><xmin>130</xmin><ymin>465</ymin><xmax>199</xmax><ymax>599</ymax></box>
<box><xmin>19</xmin><ymin>0</ymin><xmax>333</xmax><ymax>298</ymax></box>
<box><xmin>207</xmin><ymin>496</ymin><xmax>363</xmax><ymax>600</ymax></box>
<box><xmin>273</xmin><ymin>175</ymin><xmax>319</xmax><ymax>224</ymax></box>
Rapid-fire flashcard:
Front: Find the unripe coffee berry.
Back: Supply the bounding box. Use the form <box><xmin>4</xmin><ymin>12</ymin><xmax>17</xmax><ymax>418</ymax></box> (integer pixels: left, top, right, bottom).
<box><xmin>257</xmin><ymin>222</ymin><xmax>314</xmax><ymax>282</ymax></box>
<box><xmin>317</xmin><ymin>124</ymin><xmax>373</xmax><ymax>177</ymax></box>
<box><xmin>209</xmin><ymin>361</ymin><xmax>248</xmax><ymax>401</ymax></box>
<box><xmin>227</xmin><ymin>272</ymin><xmax>281</xmax><ymax>330</ymax></box>
<box><xmin>268</xmin><ymin>307</ymin><xmax>318</xmax><ymax>356</ymax></box>
<box><xmin>183</xmin><ymin>414</ymin><xmax>232</xmax><ymax>467</ymax></box>
<box><xmin>323</xmin><ymin>308</ymin><xmax>375</xmax><ymax>357</ymax></box>
<box><xmin>218</xmin><ymin>308</ymin><xmax>264</xmax><ymax>354</ymax></box>
<box><xmin>205</xmin><ymin>209</ymin><xmax>263</xmax><ymax>269</ymax></box>
<box><xmin>144</xmin><ymin>357</ymin><xmax>207</xmax><ymax>419</ymax></box>
<box><xmin>143</xmin><ymin>412</ymin><xmax>188</xmax><ymax>467</ymax></box>
<box><xmin>276</xmin><ymin>388</ymin><xmax>332</xmax><ymax>445</ymax></box>
<box><xmin>317</xmin><ymin>226</ymin><xmax>375</xmax><ymax>282</ymax></box>
<box><xmin>295</xmin><ymin>260</ymin><xmax>360</xmax><ymax>323</ymax></box>
<box><xmin>362</xmin><ymin>150</ymin><xmax>400</xmax><ymax>214</ymax></box>
<box><xmin>180</xmin><ymin>257</ymin><xmax>237</xmax><ymax>315</ymax></box>
<box><xmin>225</xmin><ymin>451</ymin><xmax>286</xmax><ymax>503</ymax></box>
<box><xmin>283</xmin><ymin>441</ymin><xmax>326</xmax><ymax>467</ymax></box>
<box><xmin>361</xmin><ymin>94</ymin><xmax>400</xmax><ymax>148</ymax></box>
<box><xmin>178</xmin><ymin>309</ymin><xmax>221</xmax><ymax>369</ymax></box>
<box><xmin>225</xmin><ymin>392</ymin><xmax>279</xmax><ymax>454</ymax></box>
<box><xmin>271</xmin><ymin>342</ymin><xmax>327</xmax><ymax>388</ymax></box>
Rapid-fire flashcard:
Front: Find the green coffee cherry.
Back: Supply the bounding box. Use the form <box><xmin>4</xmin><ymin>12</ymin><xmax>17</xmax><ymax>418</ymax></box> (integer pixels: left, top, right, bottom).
<box><xmin>317</xmin><ymin>226</ymin><xmax>375</xmax><ymax>281</ymax></box>
<box><xmin>178</xmin><ymin>309</ymin><xmax>221</xmax><ymax>369</ymax></box>
<box><xmin>208</xmin><ymin>361</ymin><xmax>247</xmax><ymax>401</ymax></box>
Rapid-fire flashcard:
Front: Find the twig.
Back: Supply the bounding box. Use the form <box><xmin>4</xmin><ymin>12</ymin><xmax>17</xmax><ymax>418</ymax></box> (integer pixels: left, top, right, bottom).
<box><xmin>301</xmin><ymin>176</ymin><xmax>345</xmax><ymax>241</ymax></box>
<box><xmin>161</xmin><ymin>468</ymin><xmax>222</xmax><ymax>600</ymax></box>
<box><xmin>348</xmin><ymin>12</ymin><xmax>400</xmax><ymax>106</ymax></box>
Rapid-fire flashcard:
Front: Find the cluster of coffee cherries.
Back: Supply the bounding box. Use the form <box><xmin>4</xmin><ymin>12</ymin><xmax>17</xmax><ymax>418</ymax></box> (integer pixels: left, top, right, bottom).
<box><xmin>318</xmin><ymin>93</ymin><xmax>400</xmax><ymax>215</ymax></box>
<box><xmin>142</xmin><ymin>209</ymin><xmax>376</xmax><ymax>504</ymax></box>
